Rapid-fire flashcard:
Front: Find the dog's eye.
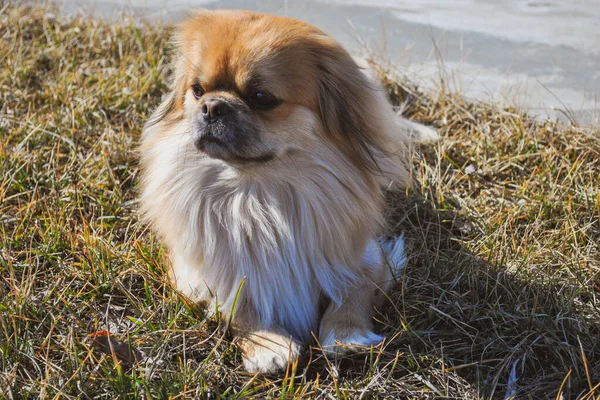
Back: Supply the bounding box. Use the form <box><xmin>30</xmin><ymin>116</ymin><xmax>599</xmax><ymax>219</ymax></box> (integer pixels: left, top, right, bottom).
<box><xmin>252</xmin><ymin>91</ymin><xmax>281</xmax><ymax>109</ymax></box>
<box><xmin>191</xmin><ymin>83</ymin><xmax>204</xmax><ymax>99</ymax></box>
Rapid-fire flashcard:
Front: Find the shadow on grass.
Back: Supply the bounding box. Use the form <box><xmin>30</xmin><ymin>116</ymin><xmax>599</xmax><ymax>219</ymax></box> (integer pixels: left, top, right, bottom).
<box><xmin>288</xmin><ymin>187</ymin><xmax>599</xmax><ymax>399</ymax></box>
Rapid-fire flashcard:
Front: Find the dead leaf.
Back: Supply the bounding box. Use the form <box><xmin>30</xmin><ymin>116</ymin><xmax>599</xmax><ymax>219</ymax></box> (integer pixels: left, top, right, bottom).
<box><xmin>89</xmin><ymin>330</ymin><xmax>145</xmax><ymax>367</ymax></box>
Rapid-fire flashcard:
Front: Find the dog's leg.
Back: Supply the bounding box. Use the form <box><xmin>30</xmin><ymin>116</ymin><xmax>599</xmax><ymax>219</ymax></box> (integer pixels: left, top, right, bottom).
<box><xmin>234</xmin><ymin>324</ymin><xmax>302</xmax><ymax>374</ymax></box>
<box><xmin>317</xmin><ymin>282</ymin><xmax>384</xmax><ymax>354</ymax></box>
<box><xmin>318</xmin><ymin>238</ymin><xmax>404</xmax><ymax>354</ymax></box>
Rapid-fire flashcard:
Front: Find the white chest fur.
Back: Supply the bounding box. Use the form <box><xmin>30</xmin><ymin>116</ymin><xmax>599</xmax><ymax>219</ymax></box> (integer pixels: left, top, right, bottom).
<box><xmin>141</xmin><ymin>133</ymin><xmax>384</xmax><ymax>340</ymax></box>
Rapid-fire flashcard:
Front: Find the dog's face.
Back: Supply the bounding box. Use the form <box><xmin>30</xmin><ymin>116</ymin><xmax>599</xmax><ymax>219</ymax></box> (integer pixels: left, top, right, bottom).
<box><xmin>179</xmin><ymin>11</ymin><xmax>308</xmax><ymax>165</ymax></box>
<box><xmin>149</xmin><ymin>10</ymin><xmax>387</xmax><ymax>171</ymax></box>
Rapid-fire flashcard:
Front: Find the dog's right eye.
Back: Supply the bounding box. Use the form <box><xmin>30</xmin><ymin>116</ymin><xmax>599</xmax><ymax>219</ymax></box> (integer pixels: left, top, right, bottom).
<box><xmin>191</xmin><ymin>84</ymin><xmax>204</xmax><ymax>99</ymax></box>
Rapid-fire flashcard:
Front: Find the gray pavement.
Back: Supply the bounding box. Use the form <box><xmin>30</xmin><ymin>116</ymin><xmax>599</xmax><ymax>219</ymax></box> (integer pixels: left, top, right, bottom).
<box><xmin>57</xmin><ymin>0</ymin><xmax>600</xmax><ymax>125</ymax></box>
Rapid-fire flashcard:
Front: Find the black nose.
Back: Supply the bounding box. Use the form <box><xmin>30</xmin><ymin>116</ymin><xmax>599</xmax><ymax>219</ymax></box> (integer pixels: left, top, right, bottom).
<box><xmin>202</xmin><ymin>99</ymin><xmax>231</xmax><ymax>123</ymax></box>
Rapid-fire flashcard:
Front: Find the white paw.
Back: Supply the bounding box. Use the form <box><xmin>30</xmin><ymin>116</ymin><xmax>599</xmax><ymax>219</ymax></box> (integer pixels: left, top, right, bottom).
<box><xmin>320</xmin><ymin>329</ymin><xmax>384</xmax><ymax>355</ymax></box>
<box><xmin>241</xmin><ymin>333</ymin><xmax>301</xmax><ymax>374</ymax></box>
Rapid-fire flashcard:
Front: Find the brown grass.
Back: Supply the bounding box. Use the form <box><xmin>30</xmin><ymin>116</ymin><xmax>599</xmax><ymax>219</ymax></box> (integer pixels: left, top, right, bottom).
<box><xmin>1</xmin><ymin>4</ymin><xmax>599</xmax><ymax>399</ymax></box>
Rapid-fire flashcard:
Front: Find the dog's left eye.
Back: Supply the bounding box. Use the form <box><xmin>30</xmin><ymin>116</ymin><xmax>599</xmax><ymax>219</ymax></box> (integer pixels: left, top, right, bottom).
<box><xmin>251</xmin><ymin>91</ymin><xmax>281</xmax><ymax>109</ymax></box>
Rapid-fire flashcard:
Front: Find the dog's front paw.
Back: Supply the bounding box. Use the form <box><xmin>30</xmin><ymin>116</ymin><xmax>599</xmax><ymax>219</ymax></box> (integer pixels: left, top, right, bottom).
<box><xmin>319</xmin><ymin>329</ymin><xmax>384</xmax><ymax>355</ymax></box>
<box><xmin>239</xmin><ymin>331</ymin><xmax>301</xmax><ymax>374</ymax></box>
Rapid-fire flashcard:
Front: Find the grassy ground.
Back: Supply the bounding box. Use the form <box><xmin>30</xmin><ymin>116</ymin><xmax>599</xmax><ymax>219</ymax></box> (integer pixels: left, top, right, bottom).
<box><xmin>1</xmin><ymin>4</ymin><xmax>599</xmax><ymax>399</ymax></box>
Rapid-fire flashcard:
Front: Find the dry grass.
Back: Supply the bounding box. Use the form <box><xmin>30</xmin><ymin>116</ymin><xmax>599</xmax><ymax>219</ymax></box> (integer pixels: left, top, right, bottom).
<box><xmin>1</xmin><ymin>4</ymin><xmax>599</xmax><ymax>399</ymax></box>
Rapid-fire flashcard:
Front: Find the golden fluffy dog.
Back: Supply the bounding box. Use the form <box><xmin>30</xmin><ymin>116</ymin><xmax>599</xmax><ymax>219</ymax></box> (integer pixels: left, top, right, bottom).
<box><xmin>139</xmin><ymin>10</ymin><xmax>436</xmax><ymax>374</ymax></box>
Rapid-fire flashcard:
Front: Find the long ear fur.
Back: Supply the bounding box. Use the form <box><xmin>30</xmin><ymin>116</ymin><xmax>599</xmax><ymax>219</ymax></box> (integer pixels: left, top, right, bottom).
<box><xmin>143</xmin><ymin>55</ymin><xmax>188</xmax><ymax>137</ymax></box>
<box><xmin>144</xmin><ymin>86</ymin><xmax>176</xmax><ymax>130</ymax></box>
<box><xmin>312</xmin><ymin>37</ymin><xmax>388</xmax><ymax>174</ymax></box>
<box><xmin>143</xmin><ymin>13</ymin><xmax>208</xmax><ymax>136</ymax></box>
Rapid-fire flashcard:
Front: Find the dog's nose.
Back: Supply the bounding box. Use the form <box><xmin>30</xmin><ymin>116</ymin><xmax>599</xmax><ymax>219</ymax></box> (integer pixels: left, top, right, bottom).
<box><xmin>202</xmin><ymin>99</ymin><xmax>231</xmax><ymax>123</ymax></box>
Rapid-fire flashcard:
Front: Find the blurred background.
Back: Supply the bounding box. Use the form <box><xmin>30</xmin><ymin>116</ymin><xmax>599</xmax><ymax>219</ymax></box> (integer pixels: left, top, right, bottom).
<box><xmin>57</xmin><ymin>0</ymin><xmax>600</xmax><ymax>125</ymax></box>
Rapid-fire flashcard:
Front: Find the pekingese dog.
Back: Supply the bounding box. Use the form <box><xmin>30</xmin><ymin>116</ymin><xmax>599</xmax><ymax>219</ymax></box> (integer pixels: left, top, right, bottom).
<box><xmin>139</xmin><ymin>10</ymin><xmax>437</xmax><ymax>374</ymax></box>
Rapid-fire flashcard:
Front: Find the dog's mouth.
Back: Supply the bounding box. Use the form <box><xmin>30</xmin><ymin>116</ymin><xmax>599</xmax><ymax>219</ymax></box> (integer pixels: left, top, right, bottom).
<box><xmin>195</xmin><ymin>133</ymin><xmax>275</xmax><ymax>165</ymax></box>
<box><xmin>195</xmin><ymin>134</ymin><xmax>226</xmax><ymax>152</ymax></box>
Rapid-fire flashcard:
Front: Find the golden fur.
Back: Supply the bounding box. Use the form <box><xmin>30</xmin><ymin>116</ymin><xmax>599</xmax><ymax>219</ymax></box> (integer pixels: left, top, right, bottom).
<box><xmin>139</xmin><ymin>10</ymin><xmax>436</xmax><ymax>374</ymax></box>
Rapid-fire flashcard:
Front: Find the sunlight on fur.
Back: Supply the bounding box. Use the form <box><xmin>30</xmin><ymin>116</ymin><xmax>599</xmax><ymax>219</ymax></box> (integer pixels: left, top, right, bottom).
<box><xmin>139</xmin><ymin>9</ymin><xmax>437</xmax><ymax>374</ymax></box>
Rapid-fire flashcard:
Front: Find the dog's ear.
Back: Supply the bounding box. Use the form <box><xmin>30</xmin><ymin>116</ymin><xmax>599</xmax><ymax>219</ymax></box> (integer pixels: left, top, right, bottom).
<box><xmin>143</xmin><ymin>49</ymin><xmax>190</xmax><ymax>134</ymax></box>
<box><xmin>145</xmin><ymin>11</ymin><xmax>217</xmax><ymax>132</ymax></box>
<box><xmin>311</xmin><ymin>36</ymin><xmax>387</xmax><ymax>174</ymax></box>
<box><xmin>143</xmin><ymin>60</ymin><xmax>186</xmax><ymax>133</ymax></box>
<box><xmin>145</xmin><ymin>86</ymin><xmax>179</xmax><ymax>131</ymax></box>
